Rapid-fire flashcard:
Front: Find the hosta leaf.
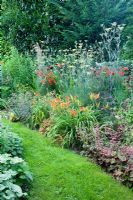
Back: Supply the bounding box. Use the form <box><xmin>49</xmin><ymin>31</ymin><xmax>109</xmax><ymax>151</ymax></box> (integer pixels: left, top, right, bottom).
<box><xmin>9</xmin><ymin>183</ymin><xmax>24</xmax><ymax>197</ymax></box>
<box><xmin>4</xmin><ymin>190</ymin><xmax>15</xmax><ymax>199</ymax></box>
<box><xmin>10</xmin><ymin>157</ymin><xmax>23</xmax><ymax>164</ymax></box>
<box><xmin>0</xmin><ymin>184</ymin><xmax>6</xmax><ymax>191</ymax></box>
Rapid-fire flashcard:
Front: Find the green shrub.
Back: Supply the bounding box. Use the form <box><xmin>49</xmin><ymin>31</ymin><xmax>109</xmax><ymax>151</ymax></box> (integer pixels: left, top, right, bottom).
<box><xmin>3</xmin><ymin>47</ymin><xmax>35</xmax><ymax>93</ymax></box>
<box><xmin>0</xmin><ymin>126</ymin><xmax>23</xmax><ymax>157</ymax></box>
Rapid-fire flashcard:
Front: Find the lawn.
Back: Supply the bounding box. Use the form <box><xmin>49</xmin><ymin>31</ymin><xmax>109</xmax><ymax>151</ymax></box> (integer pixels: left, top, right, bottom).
<box><xmin>4</xmin><ymin>121</ymin><xmax>133</xmax><ymax>200</ymax></box>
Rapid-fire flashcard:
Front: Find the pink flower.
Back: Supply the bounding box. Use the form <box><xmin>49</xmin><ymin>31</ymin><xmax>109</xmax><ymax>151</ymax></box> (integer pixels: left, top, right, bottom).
<box><xmin>123</xmin><ymin>67</ymin><xmax>129</xmax><ymax>71</ymax></box>
<box><xmin>41</xmin><ymin>79</ymin><xmax>45</xmax><ymax>84</ymax></box>
<box><xmin>37</xmin><ymin>70</ymin><xmax>44</xmax><ymax>77</ymax></box>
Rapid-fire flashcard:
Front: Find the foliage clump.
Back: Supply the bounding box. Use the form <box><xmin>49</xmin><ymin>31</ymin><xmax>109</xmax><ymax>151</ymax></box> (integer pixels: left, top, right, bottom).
<box><xmin>0</xmin><ymin>124</ymin><xmax>33</xmax><ymax>199</ymax></box>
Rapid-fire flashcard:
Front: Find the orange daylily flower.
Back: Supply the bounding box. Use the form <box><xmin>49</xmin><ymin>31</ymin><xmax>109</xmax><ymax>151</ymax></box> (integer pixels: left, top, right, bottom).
<box><xmin>60</xmin><ymin>101</ymin><xmax>70</xmax><ymax>108</ymax></box>
<box><xmin>60</xmin><ymin>102</ymin><xmax>66</xmax><ymax>108</ymax></box>
<box><xmin>54</xmin><ymin>98</ymin><xmax>61</xmax><ymax>103</ymax></box>
<box><xmin>50</xmin><ymin>98</ymin><xmax>60</xmax><ymax>109</ymax></box>
<box><xmin>50</xmin><ymin>101</ymin><xmax>57</xmax><ymax>109</ymax></box>
<box><xmin>66</xmin><ymin>96</ymin><xmax>70</xmax><ymax>101</ymax></box>
<box><xmin>80</xmin><ymin>107</ymin><xmax>87</xmax><ymax>112</ymax></box>
<box><xmin>70</xmin><ymin>109</ymin><xmax>77</xmax><ymax>117</ymax></box>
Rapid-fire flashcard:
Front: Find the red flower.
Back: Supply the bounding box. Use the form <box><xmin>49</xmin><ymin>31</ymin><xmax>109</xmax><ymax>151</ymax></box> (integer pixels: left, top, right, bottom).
<box><xmin>48</xmin><ymin>78</ymin><xmax>56</xmax><ymax>85</ymax></box>
<box><xmin>111</xmin><ymin>71</ymin><xmax>115</xmax><ymax>76</ymax></box>
<box><xmin>46</xmin><ymin>72</ymin><xmax>56</xmax><ymax>85</ymax></box>
<box><xmin>118</xmin><ymin>70</ymin><xmax>125</xmax><ymax>76</ymax></box>
<box><xmin>106</xmin><ymin>69</ymin><xmax>112</xmax><ymax>76</ymax></box>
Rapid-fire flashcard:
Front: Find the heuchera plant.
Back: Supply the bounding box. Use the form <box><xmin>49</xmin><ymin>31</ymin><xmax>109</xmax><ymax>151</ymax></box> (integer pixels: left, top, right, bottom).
<box><xmin>80</xmin><ymin>124</ymin><xmax>133</xmax><ymax>188</ymax></box>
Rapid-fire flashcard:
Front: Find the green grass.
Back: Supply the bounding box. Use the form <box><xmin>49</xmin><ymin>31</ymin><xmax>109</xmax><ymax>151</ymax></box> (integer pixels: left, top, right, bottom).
<box><xmin>4</xmin><ymin>121</ymin><xmax>133</xmax><ymax>200</ymax></box>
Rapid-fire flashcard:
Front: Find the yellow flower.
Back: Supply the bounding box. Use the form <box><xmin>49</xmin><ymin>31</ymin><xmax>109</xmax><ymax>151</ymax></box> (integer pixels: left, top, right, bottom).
<box><xmin>89</xmin><ymin>93</ymin><xmax>100</xmax><ymax>100</ymax></box>
<box><xmin>9</xmin><ymin>112</ymin><xmax>18</xmax><ymax>122</ymax></box>
<box><xmin>104</xmin><ymin>103</ymin><xmax>109</xmax><ymax>109</ymax></box>
<box><xmin>96</xmin><ymin>102</ymin><xmax>100</xmax><ymax>107</ymax></box>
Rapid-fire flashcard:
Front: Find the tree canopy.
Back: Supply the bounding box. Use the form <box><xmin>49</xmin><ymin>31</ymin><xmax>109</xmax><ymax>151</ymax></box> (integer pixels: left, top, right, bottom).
<box><xmin>1</xmin><ymin>0</ymin><xmax>133</xmax><ymax>57</ymax></box>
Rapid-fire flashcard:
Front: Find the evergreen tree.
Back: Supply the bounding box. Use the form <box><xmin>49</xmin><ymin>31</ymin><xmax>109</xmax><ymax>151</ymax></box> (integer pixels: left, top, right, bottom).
<box><xmin>123</xmin><ymin>0</ymin><xmax>133</xmax><ymax>59</ymax></box>
<box><xmin>1</xmin><ymin>0</ymin><xmax>133</xmax><ymax>53</ymax></box>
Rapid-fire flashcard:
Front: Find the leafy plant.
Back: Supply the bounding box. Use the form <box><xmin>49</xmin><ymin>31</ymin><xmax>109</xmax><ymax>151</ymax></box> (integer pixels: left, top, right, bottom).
<box><xmin>79</xmin><ymin>124</ymin><xmax>133</xmax><ymax>188</ymax></box>
<box><xmin>0</xmin><ymin>126</ymin><xmax>23</xmax><ymax>157</ymax></box>
<box><xmin>46</xmin><ymin>96</ymin><xmax>96</xmax><ymax>148</ymax></box>
<box><xmin>0</xmin><ymin>98</ymin><xmax>8</xmax><ymax>110</ymax></box>
<box><xmin>30</xmin><ymin>93</ymin><xmax>50</xmax><ymax>129</ymax></box>
<box><xmin>3</xmin><ymin>47</ymin><xmax>35</xmax><ymax>93</ymax></box>
<box><xmin>0</xmin><ymin>153</ymin><xmax>33</xmax><ymax>199</ymax></box>
<box><xmin>8</xmin><ymin>92</ymin><xmax>32</xmax><ymax>123</ymax></box>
